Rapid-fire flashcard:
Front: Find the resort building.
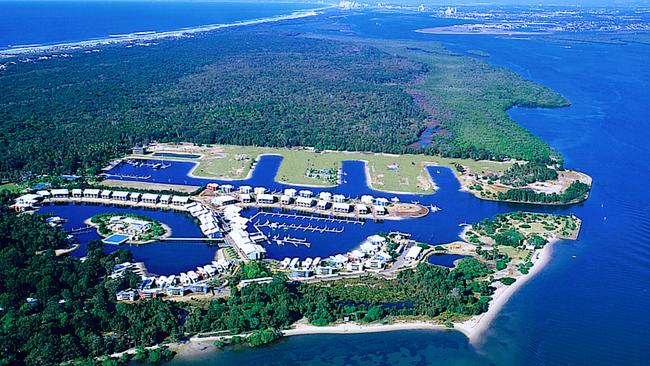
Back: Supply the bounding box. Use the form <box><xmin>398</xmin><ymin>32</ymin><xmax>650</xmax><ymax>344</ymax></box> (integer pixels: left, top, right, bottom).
<box><xmin>51</xmin><ymin>189</ymin><xmax>69</xmax><ymax>199</ymax></box>
<box><xmin>212</xmin><ymin>195</ymin><xmax>237</xmax><ymax>206</ymax></box>
<box><xmin>319</xmin><ymin>192</ymin><xmax>332</xmax><ymax>201</ymax></box>
<box><xmin>291</xmin><ymin>268</ymin><xmax>313</xmax><ymax>279</ymax></box>
<box><xmin>113</xmin><ymin>191</ymin><xmax>129</xmax><ymax>201</ymax></box>
<box><xmin>299</xmin><ymin>190</ymin><xmax>313</xmax><ymax>198</ymax></box>
<box><xmin>171</xmin><ymin>195</ymin><xmax>190</xmax><ymax>206</ymax></box>
<box><xmin>361</xmin><ymin>195</ymin><xmax>374</xmax><ymax>205</ymax></box>
<box><xmin>220</xmin><ymin>184</ymin><xmax>234</xmax><ymax>193</ymax></box>
<box><xmin>129</xmin><ymin>192</ymin><xmax>141</xmax><ymax>203</ymax></box>
<box><xmin>315</xmin><ymin>266</ymin><xmax>336</xmax><ymax>276</ymax></box>
<box><xmin>365</xmin><ymin>258</ymin><xmax>386</xmax><ymax>270</ymax></box>
<box><xmin>13</xmin><ymin>194</ymin><xmax>42</xmax><ymax>210</ymax></box>
<box><xmin>239</xmin><ymin>185</ymin><xmax>252</xmax><ymax>194</ymax></box>
<box><xmin>333</xmin><ymin>202</ymin><xmax>350</xmax><ymax>213</ymax></box>
<box><xmin>356</xmin><ymin>204</ymin><xmax>368</xmax><ymax>215</ymax></box>
<box><xmin>283</xmin><ymin>188</ymin><xmax>297</xmax><ymax>197</ymax></box>
<box><xmin>230</xmin><ymin>229</ymin><xmax>266</xmax><ymax>260</ymax></box>
<box><xmin>296</xmin><ymin>196</ymin><xmax>315</xmax><ymax>208</ymax></box>
<box><xmin>159</xmin><ymin>194</ymin><xmax>171</xmax><ymax>204</ymax></box>
<box><xmin>280</xmin><ymin>195</ymin><xmax>292</xmax><ymax>205</ymax></box>
<box><xmin>316</xmin><ymin>200</ymin><xmax>329</xmax><ymax>210</ymax></box>
<box><xmin>405</xmin><ymin>246</ymin><xmax>423</xmax><ymax>261</ymax></box>
<box><xmin>72</xmin><ymin>189</ymin><xmax>82</xmax><ymax>198</ymax></box>
<box><xmin>256</xmin><ymin>193</ymin><xmax>275</xmax><ymax>204</ymax></box>
<box><xmin>346</xmin><ymin>262</ymin><xmax>363</xmax><ymax>272</ymax></box>
<box><xmin>253</xmin><ymin>187</ymin><xmax>267</xmax><ymax>195</ymax></box>
<box><xmin>36</xmin><ymin>190</ymin><xmax>51</xmax><ymax>199</ymax></box>
<box><xmin>206</xmin><ymin>183</ymin><xmax>219</xmax><ymax>191</ymax></box>
<box><xmin>116</xmin><ymin>290</ymin><xmax>137</xmax><ymax>302</ymax></box>
<box><xmin>83</xmin><ymin>189</ymin><xmax>101</xmax><ymax>199</ymax></box>
<box><xmin>142</xmin><ymin>193</ymin><xmax>159</xmax><ymax>204</ymax></box>
<box><xmin>166</xmin><ymin>286</ymin><xmax>187</xmax><ymax>297</ymax></box>
<box><xmin>332</xmin><ymin>194</ymin><xmax>346</xmax><ymax>203</ymax></box>
<box><xmin>240</xmin><ymin>193</ymin><xmax>252</xmax><ymax>203</ymax></box>
<box><xmin>368</xmin><ymin>235</ymin><xmax>386</xmax><ymax>245</ymax></box>
<box><xmin>374</xmin><ymin>205</ymin><xmax>387</xmax><ymax>215</ymax></box>
<box><xmin>101</xmin><ymin>190</ymin><xmax>112</xmax><ymax>200</ymax></box>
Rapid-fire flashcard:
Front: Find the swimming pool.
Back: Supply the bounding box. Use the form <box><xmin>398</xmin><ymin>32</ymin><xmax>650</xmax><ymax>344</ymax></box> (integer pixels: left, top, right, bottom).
<box><xmin>102</xmin><ymin>233</ymin><xmax>130</xmax><ymax>245</ymax></box>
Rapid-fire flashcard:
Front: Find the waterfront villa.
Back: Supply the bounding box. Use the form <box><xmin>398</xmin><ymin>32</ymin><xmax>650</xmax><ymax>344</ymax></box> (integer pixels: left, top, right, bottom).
<box><xmin>51</xmin><ymin>189</ymin><xmax>69</xmax><ymax>199</ymax></box>
<box><xmin>83</xmin><ymin>189</ymin><xmax>100</xmax><ymax>199</ymax></box>
<box><xmin>284</xmin><ymin>188</ymin><xmax>297</xmax><ymax>197</ymax></box>
<box><xmin>101</xmin><ymin>190</ymin><xmax>112</xmax><ymax>199</ymax></box>
<box><xmin>113</xmin><ymin>191</ymin><xmax>129</xmax><ymax>201</ymax></box>
<box><xmin>299</xmin><ymin>190</ymin><xmax>313</xmax><ymax>198</ymax></box>
<box><xmin>130</xmin><ymin>192</ymin><xmax>141</xmax><ymax>203</ymax></box>
<box><xmin>257</xmin><ymin>193</ymin><xmax>275</xmax><ymax>204</ymax></box>
<box><xmin>142</xmin><ymin>193</ymin><xmax>159</xmax><ymax>204</ymax></box>
<box><xmin>296</xmin><ymin>196</ymin><xmax>315</xmax><ymax>207</ymax></box>
<box><xmin>280</xmin><ymin>195</ymin><xmax>292</xmax><ymax>204</ymax></box>
<box><xmin>317</xmin><ymin>200</ymin><xmax>329</xmax><ymax>210</ymax></box>
<box><xmin>333</xmin><ymin>202</ymin><xmax>350</xmax><ymax>213</ymax></box>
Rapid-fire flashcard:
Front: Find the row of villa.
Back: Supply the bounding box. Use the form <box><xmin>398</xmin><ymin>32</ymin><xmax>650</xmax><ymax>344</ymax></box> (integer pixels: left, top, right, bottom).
<box><xmin>12</xmin><ymin>188</ymin><xmax>192</xmax><ymax>211</ymax></box>
<box><xmin>207</xmin><ymin>183</ymin><xmax>391</xmax><ymax>215</ymax></box>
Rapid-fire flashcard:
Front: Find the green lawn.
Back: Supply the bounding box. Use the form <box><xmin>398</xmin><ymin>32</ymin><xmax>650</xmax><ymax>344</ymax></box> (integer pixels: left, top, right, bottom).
<box><xmin>153</xmin><ymin>144</ymin><xmax>513</xmax><ymax>194</ymax></box>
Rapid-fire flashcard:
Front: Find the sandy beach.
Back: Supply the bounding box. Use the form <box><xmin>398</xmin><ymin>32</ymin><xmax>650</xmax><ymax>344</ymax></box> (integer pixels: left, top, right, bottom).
<box><xmin>0</xmin><ymin>8</ymin><xmax>328</xmax><ymax>59</ymax></box>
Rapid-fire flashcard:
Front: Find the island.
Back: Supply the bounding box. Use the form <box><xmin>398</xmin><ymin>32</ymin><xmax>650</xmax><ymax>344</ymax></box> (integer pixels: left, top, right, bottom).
<box><xmin>88</xmin><ymin>213</ymin><xmax>170</xmax><ymax>244</ymax></box>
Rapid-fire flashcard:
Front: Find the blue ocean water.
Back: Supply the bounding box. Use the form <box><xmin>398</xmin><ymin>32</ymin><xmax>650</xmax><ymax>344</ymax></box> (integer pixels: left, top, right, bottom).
<box><xmin>0</xmin><ymin>1</ymin><xmax>320</xmax><ymax>50</ymax></box>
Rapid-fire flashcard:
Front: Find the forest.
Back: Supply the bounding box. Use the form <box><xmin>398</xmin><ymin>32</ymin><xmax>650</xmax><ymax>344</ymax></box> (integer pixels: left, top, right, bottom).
<box><xmin>0</xmin><ymin>23</ymin><xmax>568</xmax><ymax>181</ymax></box>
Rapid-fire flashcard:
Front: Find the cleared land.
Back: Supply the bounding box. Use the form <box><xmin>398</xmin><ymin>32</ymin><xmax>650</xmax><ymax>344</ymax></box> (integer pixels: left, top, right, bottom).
<box><xmin>142</xmin><ymin>143</ymin><xmax>513</xmax><ymax>194</ymax></box>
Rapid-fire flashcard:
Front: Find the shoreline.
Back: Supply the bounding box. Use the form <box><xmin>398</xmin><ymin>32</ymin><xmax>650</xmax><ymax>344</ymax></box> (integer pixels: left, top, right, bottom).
<box><xmin>174</xmin><ymin>239</ymin><xmax>558</xmax><ymax>356</ymax></box>
<box><xmin>0</xmin><ymin>7</ymin><xmax>329</xmax><ymax>59</ymax></box>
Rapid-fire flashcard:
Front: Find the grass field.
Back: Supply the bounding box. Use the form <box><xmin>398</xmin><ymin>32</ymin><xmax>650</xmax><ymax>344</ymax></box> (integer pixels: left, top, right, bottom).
<box><xmin>149</xmin><ymin>144</ymin><xmax>513</xmax><ymax>194</ymax></box>
<box><xmin>0</xmin><ymin>183</ymin><xmax>20</xmax><ymax>193</ymax></box>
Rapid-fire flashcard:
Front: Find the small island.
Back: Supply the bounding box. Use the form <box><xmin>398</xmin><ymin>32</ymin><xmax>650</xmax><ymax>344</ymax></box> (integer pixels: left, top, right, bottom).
<box><xmin>88</xmin><ymin>213</ymin><xmax>170</xmax><ymax>244</ymax></box>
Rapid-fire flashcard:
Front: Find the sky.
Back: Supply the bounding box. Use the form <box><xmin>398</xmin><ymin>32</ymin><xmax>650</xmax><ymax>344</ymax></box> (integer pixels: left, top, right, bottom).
<box><xmin>2</xmin><ymin>0</ymin><xmax>648</xmax><ymax>6</ymax></box>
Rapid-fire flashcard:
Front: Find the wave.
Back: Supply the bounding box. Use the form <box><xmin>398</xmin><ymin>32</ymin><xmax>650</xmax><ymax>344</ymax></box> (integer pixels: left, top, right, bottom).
<box><xmin>0</xmin><ymin>7</ymin><xmax>330</xmax><ymax>59</ymax></box>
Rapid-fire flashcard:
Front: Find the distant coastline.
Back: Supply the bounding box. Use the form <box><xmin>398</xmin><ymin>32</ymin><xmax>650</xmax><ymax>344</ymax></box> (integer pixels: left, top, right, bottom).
<box><xmin>0</xmin><ymin>7</ymin><xmax>329</xmax><ymax>59</ymax></box>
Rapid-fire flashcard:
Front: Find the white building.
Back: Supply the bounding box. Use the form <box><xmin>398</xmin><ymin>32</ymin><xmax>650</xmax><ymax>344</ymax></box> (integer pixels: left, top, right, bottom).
<box><xmin>240</xmin><ymin>193</ymin><xmax>252</xmax><ymax>203</ymax></box>
<box><xmin>280</xmin><ymin>195</ymin><xmax>292</xmax><ymax>205</ymax></box>
<box><xmin>212</xmin><ymin>195</ymin><xmax>237</xmax><ymax>206</ymax></box>
<box><xmin>257</xmin><ymin>193</ymin><xmax>275</xmax><ymax>204</ymax></box>
<box><xmin>129</xmin><ymin>192</ymin><xmax>141</xmax><ymax>203</ymax></box>
<box><xmin>113</xmin><ymin>191</ymin><xmax>129</xmax><ymax>201</ymax></box>
<box><xmin>239</xmin><ymin>185</ymin><xmax>252</xmax><ymax>194</ymax></box>
<box><xmin>83</xmin><ymin>189</ymin><xmax>101</xmax><ymax>198</ymax></box>
<box><xmin>51</xmin><ymin>189</ymin><xmax>69</xmax><ymax>199</ymax></box>
<box><xmin>171</xmin><ymin>195</ymin><xmax>190</xmax><ymax>206</ymax></box>
<box><xmin>332</xmin><ymin>194</ymin><xmax>346</xmax><ymax>203</ymax></box>
<box><xmin>356</xmin><ymin>204</ymin><xmax>368</xmax><ymax>215</ymax></box>
<box><xmin>101</xmin><ymin>190</ymin><xmax>112</xmax><ymax>199</ymax></box>
<box><xmin>333</xmin><ymin>202</ymin><xmax>350</xmax><ymax>213</ymax></box>
<box><xmin>298</xmin><ymin>190</ymin><xmax>313</xmax><ymax>198</ymax></box>
<box><xmin>405</xmin><ymin>246</ymin><xmax>423</xmax><ymax>261</ymax></box>
<box><xmin>319</xmin><ymin>192</ymin><xmax>332</xmax><ymax>201</ymax></box>
<box><xmin>316</xmin><ymin>200</ymin><xmax>329</xmax><ymax>210</ymax></box>
<box><xmin>283</xmin><ymin>188</ymin><xmax>297</xmax><ymax>197</ymax></box>
<box><xmin>141</xmin><ymin>193</ymin><xmax>159</xmax><ymax>204</ymax></box>
<box><xmin>71</xmin><ymin>189</ymin><xmax>82</xmax><ymax>198</ymax></box>
<box><xmin>220</xmin><ymin>184</ymin><xmax>234</xmax><ymax>193</ymax></box>
<box><xmin>253</xmin><ymin>187</ymin><xmax>267</xmax><ymax>195</ymax></box>
<box><xmin>230</xmin><ymin>229</ymin><xmax>266</xmax><ymax>260</ymax></box>
<box><xmin>296</xmin><ymin>196</ymin><xmax>315</xmax><ymax>207</ymax></box>
<box><xmin>374</xmin><ymin>205</ymin><xmax>387</xmax><ymax>215</ymax></box>
<box><xmin>360</xmin><ymin>195</ymin><xmax>374</xmax><ymax>205</ymax></box>
<box><xmin>159</xmin><ymin>194</ymin><xmax>171</xmax><ymax>204</ymax></box>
